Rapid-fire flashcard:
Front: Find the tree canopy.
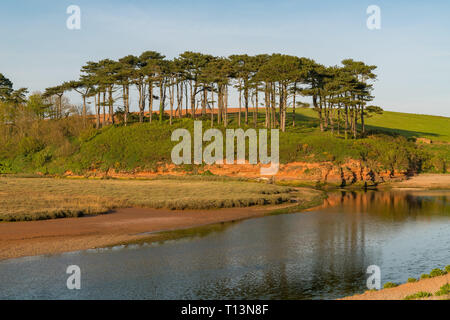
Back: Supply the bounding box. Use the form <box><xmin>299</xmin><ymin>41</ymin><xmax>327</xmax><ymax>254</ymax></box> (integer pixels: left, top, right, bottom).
<box><xmin>2</xmin><ymin>52</ymin><xmax>379</xmax><ymax>139</ymax></box>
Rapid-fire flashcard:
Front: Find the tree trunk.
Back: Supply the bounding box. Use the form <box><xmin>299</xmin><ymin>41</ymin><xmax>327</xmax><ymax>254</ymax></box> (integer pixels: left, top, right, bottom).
<box><xmin>345</xmin><ymin>105</ymin><xmax>349</xmax><ymax>139</ymax></box>
<box><xmin>123</xmin><ymin>85</ymin><xmax>128</xmax><ymax>126</ymax></box>
<box><xmin>177</xmin><ymin>82</ymin><xmax>182</xmax><ymax>118</ymax></box>
<box><xmin>138</xmin><ymin>85</ymin><xmax>143</xmax><ymax>123</ymax></box>
<box><xmin>102</xmin><ymin>91</ymin><xmax>106</xmax><ymax>125</ymax></box>
<box><xmin>238</xmin><ymin>85</ymin><xmax>242</xmax><ymax>127</ymax></box>
<box><xmin>159</xmin><ymin>82</ymin><xmax>166</xmax><ymax>123</ymax></box>
<box><xmin>361</xmin><ymin>105</ymin><xmax>365</xmax><ymax>134</ymax></box>
<box><xmin>217</xmin><ymin>85</ymin><xmax>221</xmax><ymax>125</ymax></box>
<box><xmin>58</xmin><ymin>94</ymin><xmax>63</xmax><ymax>119</ymax></box>
<box><xmin>108</xmin><ymin>87</ymin><xmax>114</xmax><ymax>125</ymax></box>
<box><xmin>190</xmin><ymin>81</ymin><xmax>195</xmax><ymax>119</ymax></box>
<box><xmin>82</xmin><ymin>95</ymin><xmax>87</xmax><ymax>126</ymax></box>
<box><xmin>244</xmin><ymin>84</ymin><xmax>249</xmax><ymax>124</ymax></box>
<box><xmin>329</xmin><ymin>103</ymin><xmax>334</xmax><ymax>134</ymax></box>
<box><xmin>264</xmin><ymin>83</ymin><xmax>269</xmax><ymax>128</ymax></box>
<box><xmin>210</xmin><ymin>87</ymin><xmax>214</xmax><ymax>127</ymax></box>
<box><xmin>95</xmin><ymin>92</ymin><xmax>100</xmax><ymax>129</ymax></box>
<box><xmin>185</xmin><ymin>83</ymin><xmax>188</xmax><ymax>117</ymax></box>
<box><xmin>270</xmin><ymin>83</ymin><xmax>277</xmax><ymax>129</ymax></box>
<box><xmin>337</xmin><ymin>107</ymin><xmax>341</xmax><ymax>135</ymax></box>
<box><xmin>254</xmin><ymin>88</ymin><xmax>258</xmax><ymax>128</ymax></box>
<box><xmin>148</xmin><ymin>81</ymin><xmax>153</xmax><ymax>123</ymax></box>
<box><xmin>224</xmin><ymin>85</ymin><xmax>228</xmax><ymax>128</ymax></box>
<box><xmin>292</xmin><ymin>90</ymin><xmax>296</xmax><ymax>127</ymax></box>
<box><xmin>202</xmin><ymin>86</ymin><xmax>207</xmax><ymax>116</ymax></box>
<box><xmin>169</xmin><ymin>81</ymin><xmax>174</xmax><ymax>125</ymax></box>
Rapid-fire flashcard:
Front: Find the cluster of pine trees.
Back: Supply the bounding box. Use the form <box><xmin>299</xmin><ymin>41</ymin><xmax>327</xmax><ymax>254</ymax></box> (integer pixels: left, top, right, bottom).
<box><xmin>2</xmin><ymin>51</ymin><xmax>380</xmax><ymax>139</ymax></box>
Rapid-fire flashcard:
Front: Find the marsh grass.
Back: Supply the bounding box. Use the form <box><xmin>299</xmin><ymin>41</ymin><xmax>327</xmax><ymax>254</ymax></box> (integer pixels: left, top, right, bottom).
<box><xmin>0</xmin><ymin>177</ymin><xmax>297</xmax><ymax>221</ymax></box>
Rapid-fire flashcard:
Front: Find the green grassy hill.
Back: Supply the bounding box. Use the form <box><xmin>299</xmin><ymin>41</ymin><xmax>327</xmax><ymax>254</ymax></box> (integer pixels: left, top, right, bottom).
<box><xmin>0</xmin><ymin>108</ymin><xmax>448</xmax><ymax>176</ymax></box>
<box><xmin>291</xmin><ymin>108</ymin><xmax>450</xmax><ymax>142</ymax></box>
<box><xmin>355</xmin><ymin>111</ymin><xmax>449</xmax><ymax>142</ymax></box>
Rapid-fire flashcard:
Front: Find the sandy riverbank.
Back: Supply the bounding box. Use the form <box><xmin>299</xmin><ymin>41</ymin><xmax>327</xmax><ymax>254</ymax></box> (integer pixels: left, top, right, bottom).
<box><xmin>0</xmin><ymin>199</ymin><xmax>319</xmax><ymax>261</ymax></box>
<box><xmin>390</xmin><ymin>174</ymin><xmax>450</xmax><ymax>189</ymax></box>
<box><xmin>341</xmin><ymin>273</ymin><xmax>450</xmax><ymax>300</ymax></box>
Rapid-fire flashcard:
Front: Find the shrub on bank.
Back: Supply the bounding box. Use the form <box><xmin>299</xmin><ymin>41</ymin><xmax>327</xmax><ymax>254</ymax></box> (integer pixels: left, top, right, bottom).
<box><xmin>429</xmin><ymin>268</ymin><xmax>447</xmax><ymax>278</ymax></box>
<box><xmin>404</xmin><ymin>291</ymin><xmax>433</xmax><ymax>300</ymax></box>
<box><xmin>383</xmin><ymin>282</ymin><xmax>398</xmax><ymax>289</ymax></box>
<box><xmin>435</xmin><ymin>283</ymin><xmax>450</xmax><ymax>296</ymax></box>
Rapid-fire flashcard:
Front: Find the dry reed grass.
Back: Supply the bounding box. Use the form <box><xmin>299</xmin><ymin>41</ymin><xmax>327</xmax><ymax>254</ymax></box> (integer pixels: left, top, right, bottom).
<box><xmin>0</xmin><ymin>177</ymin><xmax>296</xmax><ymax>221</ymax></box>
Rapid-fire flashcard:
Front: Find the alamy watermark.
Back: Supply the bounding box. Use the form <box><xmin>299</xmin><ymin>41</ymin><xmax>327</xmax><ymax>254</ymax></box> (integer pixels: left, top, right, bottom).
<box><xmin>171</xmin><ymin>121</ymin><xmax>279</xmax><ymax>175</ymax></box>
<box><xmin>66</xmin><ymin>5</ymin><xmax>81</xmax><ymax>30</ymax></box>
<box><xmin>66</xmin><ymin>265</ymin><xmax>81</xmax><ymax>290</ymax></box>
<box><xmin>366</xmin><ymin>5</ymin><xmax>381</xmax><ymax>30</ymax></box>
<box><xmin>366</xmin><ymin>265</ymin><xmax>381</xmax><ymax>290</ymax></box>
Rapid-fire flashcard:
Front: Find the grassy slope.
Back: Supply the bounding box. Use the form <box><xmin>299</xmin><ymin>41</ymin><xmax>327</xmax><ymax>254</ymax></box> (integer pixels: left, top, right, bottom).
<box><xmin>0</xmin><ymin>109</ymin><xmax>449</xmax><ymax>175</ymax></box>
<box><xmin>291</xmin><ymin>108</ymin><xmax>450</xmax><ymax>142</ymax></box>
<box><xmin>361</xmin><ymin>111</ymin><xmax>449</xmax><ymax>142</ymax></box>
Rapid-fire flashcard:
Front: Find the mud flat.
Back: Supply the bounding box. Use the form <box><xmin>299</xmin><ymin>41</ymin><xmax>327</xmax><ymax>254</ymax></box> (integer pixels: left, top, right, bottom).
<box><xmin>0</xmin><ymin>187</ymin><xmax>322</xmax><ymax>261</ymax></box>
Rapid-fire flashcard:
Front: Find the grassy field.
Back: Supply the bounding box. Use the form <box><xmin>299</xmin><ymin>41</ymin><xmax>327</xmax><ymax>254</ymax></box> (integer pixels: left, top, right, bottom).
<box><xmin>0</xmin><ymin>176</ymin><xmax>297</xmax><ymax>221</ymax></box>
<box><xmin>364</xmin><ymin>111</ymin><xmax>450</xmax><ymax>143</ymax></box>
<box><xmin>290</xmin><ymin>108</ymin><xmax>450</xmax><ymax>142</ymax></box>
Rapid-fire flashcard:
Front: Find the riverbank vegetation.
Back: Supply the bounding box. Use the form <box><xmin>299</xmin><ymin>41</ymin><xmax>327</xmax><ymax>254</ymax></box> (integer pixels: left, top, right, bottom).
<box><xmin>0</xmin><ymin>176</ymin><xmax>299</xmax><ymax>221</ymax></box>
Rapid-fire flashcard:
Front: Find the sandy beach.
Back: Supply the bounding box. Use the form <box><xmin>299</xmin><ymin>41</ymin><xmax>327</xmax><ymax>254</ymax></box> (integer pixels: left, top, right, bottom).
<box><xmin>390</xmin><ymin>174</ymin><xmax>450</xmax><ymax>189</ymax></box>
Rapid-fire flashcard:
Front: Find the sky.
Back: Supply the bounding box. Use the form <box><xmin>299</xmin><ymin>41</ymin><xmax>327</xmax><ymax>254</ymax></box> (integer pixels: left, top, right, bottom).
<box><xmin>1</xmin><ymin>0</ymin><xmax>449</xmax><ymax>116</ymax></box>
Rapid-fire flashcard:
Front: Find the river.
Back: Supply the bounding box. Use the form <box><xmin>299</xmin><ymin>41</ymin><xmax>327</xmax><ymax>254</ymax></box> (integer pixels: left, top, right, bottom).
<box><xmin>1</xmin><ymin>190</ymin><xmax>449</xmax><ymax>299</ymax></box>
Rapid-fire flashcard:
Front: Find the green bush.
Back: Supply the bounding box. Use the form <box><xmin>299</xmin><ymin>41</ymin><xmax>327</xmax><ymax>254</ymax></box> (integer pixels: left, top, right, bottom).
<box><xmin>18</xmin><ymin>136</ymin><xmax>43</xmax><ymax>156</ymax></box>
<box><xmin>32</xmin><ymin>148</ymin><xmax>52</xmax><ymax>167</ymax></box>
<box><xmin>420</xmin><ymin>274</ymin><xmax>431</xmax><ymax>279</ymax></box>
<box><xmin>383</xmin><ymin>282</ymin><xmax>398</xmax><ymax>289</ymax></box>
<box><xmin>435</xmin><ymin>283</ymin><xmax>450</xmax><ymax>296</ymax></box>
<box><xmin>0</xmin><ymin>159</ymin><xmax>14</xmax><ymax>173</ymax></box>
<box><xmin>404</xmin><ymin>291</ymin><xmax>433</xmax><ymax>300</ymax></box>
<box><xmin>407</xmin><ymin>278</ymin><xmax>417</xmax><ymax>283</ymax></box>
<box><xmin>445</xmin><ymin>265</ymin><xmax>450</xmax><ymax>273</ymax></box>
<box><xmin>430</xmin><ymin>268</ymin><xmax>446</xmax><ymax>278</ymax></box>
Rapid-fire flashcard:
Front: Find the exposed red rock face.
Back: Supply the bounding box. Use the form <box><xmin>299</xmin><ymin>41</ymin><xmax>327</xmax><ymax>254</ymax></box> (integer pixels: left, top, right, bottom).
<box><xmin>65</xmin><ymin>159</ymin><xmax>406</xmax><ymax>186</ymax></box>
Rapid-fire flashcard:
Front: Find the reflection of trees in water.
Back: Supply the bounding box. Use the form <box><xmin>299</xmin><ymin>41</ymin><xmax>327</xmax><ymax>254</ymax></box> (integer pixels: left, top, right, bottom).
<box><xmin>189</xmin><ymin>209</ymin><xmax>378</xmax><ymax>299</ymax></box>
<box><xmin>327</xmin><ymin>191</ymin><xmax>450</xmax><ymax>221</ymax></box>
<box><xmin>405</xmin><ymin>194</ymin><xmax>423</xmax><ymax>210</ymax></box>
<box><xmin>190</xmin><ymin>191</ymin><xmax>449</xmax><ymax>299</ymax></box>
<box><xmin>307</xmin><ymin>200</ymin><xmax>378</xmax><ymax>299</ymax></box>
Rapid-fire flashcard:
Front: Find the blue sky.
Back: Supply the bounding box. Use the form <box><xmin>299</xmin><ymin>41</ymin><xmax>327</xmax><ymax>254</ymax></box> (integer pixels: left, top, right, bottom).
<box><xmin>1</xmin><ymin>0</ymin><xmax>449</xmax><ymax>116</ymax></box>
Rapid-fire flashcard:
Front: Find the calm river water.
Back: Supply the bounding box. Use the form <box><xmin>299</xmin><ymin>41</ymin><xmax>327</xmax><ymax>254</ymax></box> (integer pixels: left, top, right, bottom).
<box><xmin>1</xmin><ymin>190</ymin><xmax>449</xmax><ymax>300</ymax></box>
